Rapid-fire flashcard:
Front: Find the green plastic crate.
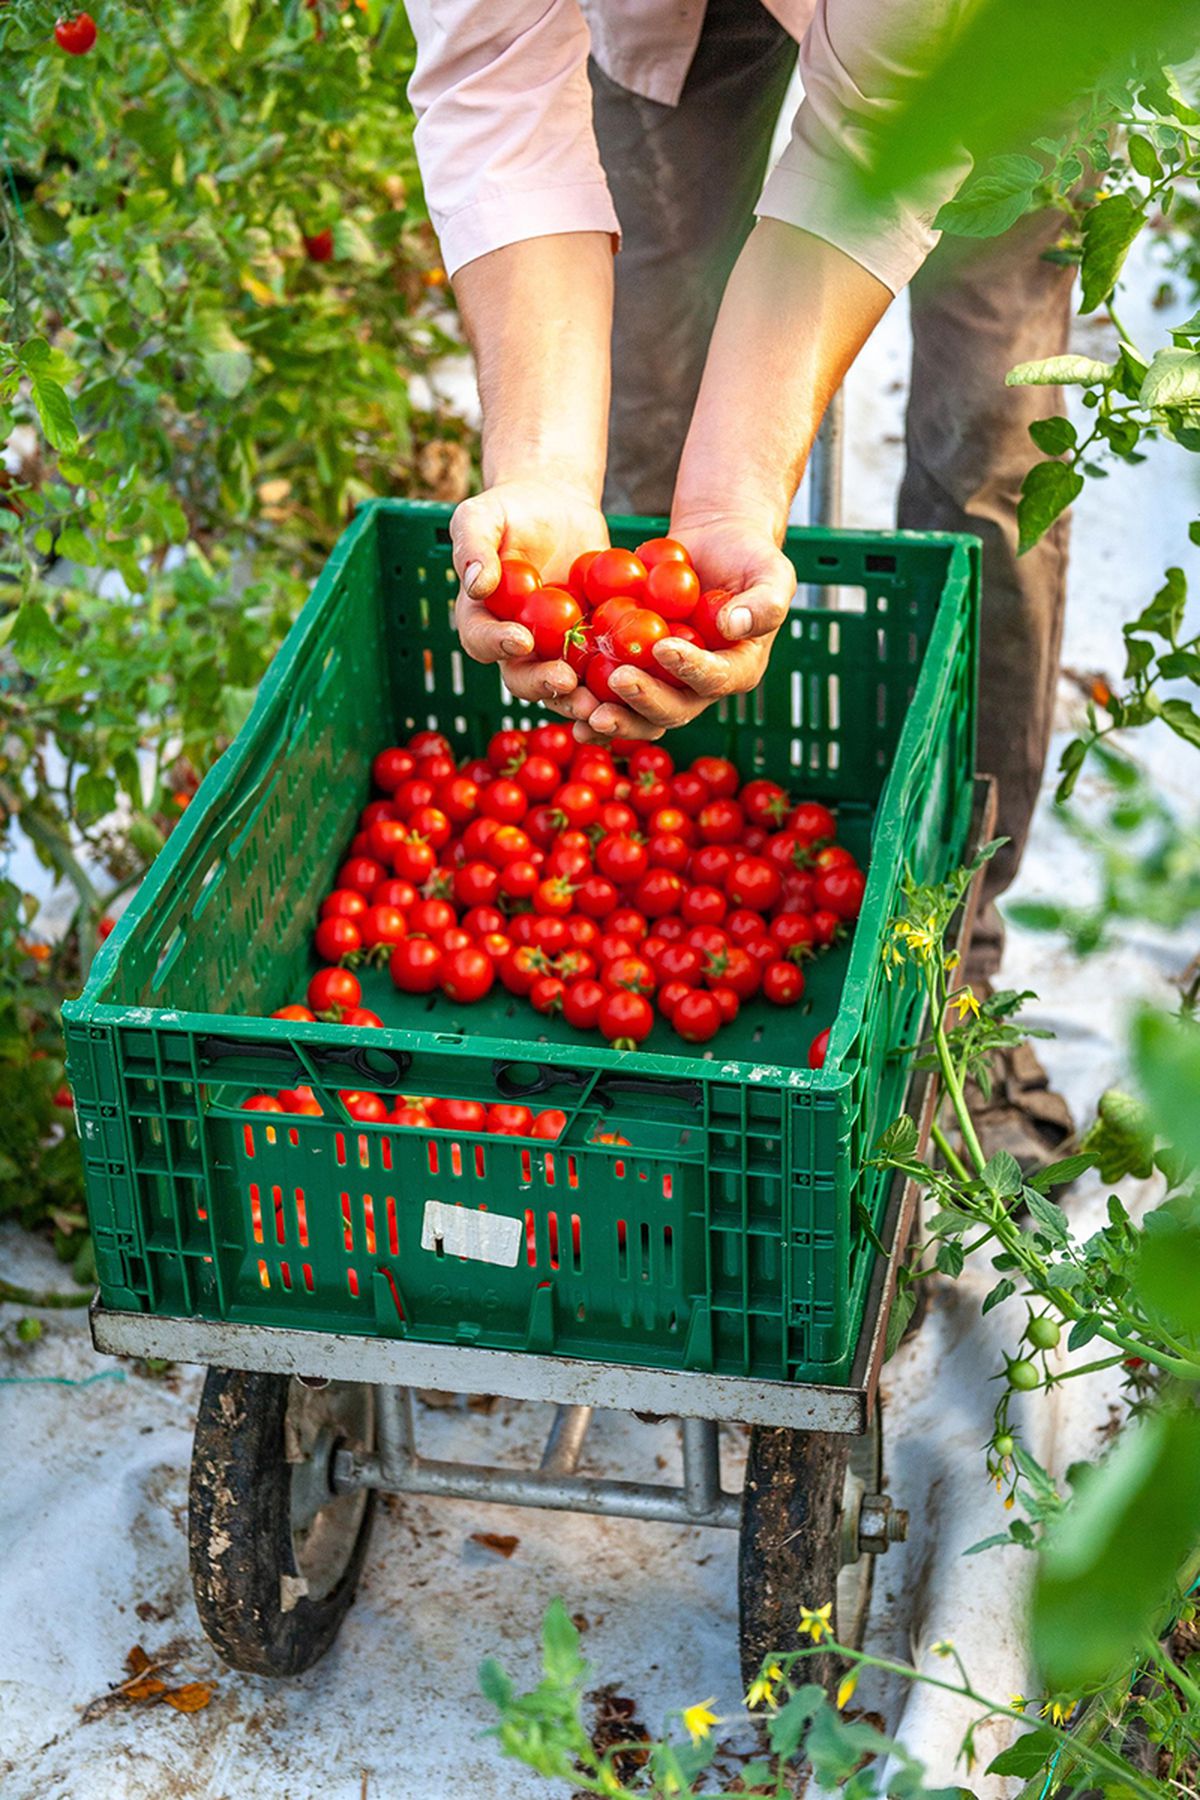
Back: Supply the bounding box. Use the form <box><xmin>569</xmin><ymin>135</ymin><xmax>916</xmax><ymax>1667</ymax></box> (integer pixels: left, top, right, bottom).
<box><xmin>65</xmin><ymin>500</ymin><xmax>978</xmax><ymax>1385</ymax></box>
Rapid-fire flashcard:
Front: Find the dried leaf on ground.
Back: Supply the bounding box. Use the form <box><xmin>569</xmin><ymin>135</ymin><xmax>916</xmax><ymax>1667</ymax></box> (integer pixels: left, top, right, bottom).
<box><xmin>469</xmin><ymin>1531</ymin><xmax>519</xmax><ymax>1559</ymax></box>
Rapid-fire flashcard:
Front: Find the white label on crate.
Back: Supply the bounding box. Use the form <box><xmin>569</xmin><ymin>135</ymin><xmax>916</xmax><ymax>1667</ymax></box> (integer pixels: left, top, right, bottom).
<box><xmin>421</xmin><ymin>1200</ymin><xmax>523</xmax><ymax>1268</ymax></box>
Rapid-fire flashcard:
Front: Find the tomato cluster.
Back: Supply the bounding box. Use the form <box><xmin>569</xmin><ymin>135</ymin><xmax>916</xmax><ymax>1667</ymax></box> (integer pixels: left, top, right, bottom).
<box><xmin>265</xmin><ymin>724</ymin><xmax>863</xmax><ymax>1068</ymax></box>
<box><xmin>243</xmin><ymin>1087</ymin><xmax>568</xmax><ymax>1136</ymax></box>
<box><xmin>484</xmin><ymin>539</ymin><xmax>742</xmax><ymax>702</ymax></box>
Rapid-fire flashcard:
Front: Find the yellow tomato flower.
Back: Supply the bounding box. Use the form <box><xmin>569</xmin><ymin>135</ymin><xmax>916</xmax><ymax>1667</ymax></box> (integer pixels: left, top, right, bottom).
<box><xmin>1041</xmin><ymin>1698</ymin><xmax>1077</xmax><ymax>1727</ymax></box>
<box><xmin>681</xmin><ymin>1698</ymin><xmax>719</xmax><ymax>1744</ymax></box>
<box><xmin>836</xmin><ymin>1671</ymin><xmax>858</xmax><ymax>1709</ymax></box>
<box><xmin>1011</xmin><ymin>1695</ymin><xmax>1029</xmax><ymax>1714</ymax></box>
<box><xmin>799</xmin><ymin>1603</ymin><xmax>834</xmax><ymax>1643</ymax></box>
<box><xmin>745</xmin><ymin>1663</ymin><xmax>783</xmax><ymax>1709</ymax></box>
<box><xmin>931</xmin><ymin>1639</ymin><xmax>955</xmax><ymax>1658</ymax></box>
<box><xmin>951</xmin><ymin>989</ymin><xmax>981</xmax><ymax>1020</ymax></box>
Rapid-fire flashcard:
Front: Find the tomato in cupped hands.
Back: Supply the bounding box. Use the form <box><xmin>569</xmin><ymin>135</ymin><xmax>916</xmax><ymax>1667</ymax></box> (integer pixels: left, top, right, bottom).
<box><xmin>584</xmin><ymin>548</ymin><xmax>647</xmax><ymax>607</ymax></box>
<box><xmin>486</xmin><ymin>558</ymin><xmax>542</xmax><ymax>623</ymax></box>
<box><xmin>516</xmin><ymin>586</ymin><xmax>587</xmax><ymax>662</ymax></box>
<box><xmin>645</xmin><ymin>560</ymin><xmax>700</xmax><ymax>622</ymax></box>
<box><xmin>635</xmin><ymin>537</ymin><xmax>692</xmax><ymax>573</ymax></box>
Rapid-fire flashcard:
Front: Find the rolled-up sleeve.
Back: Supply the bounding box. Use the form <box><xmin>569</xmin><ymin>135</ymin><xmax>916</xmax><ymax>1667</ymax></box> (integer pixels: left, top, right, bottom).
<box><xmin>757</xmin><ymin>0</ymin><xmax>973</xmax><ymax>296</ymax></box>
<box><xmin>406</xmin><ymin>1</ymin><xmax>620</xmax><ymax>279</ymax></box>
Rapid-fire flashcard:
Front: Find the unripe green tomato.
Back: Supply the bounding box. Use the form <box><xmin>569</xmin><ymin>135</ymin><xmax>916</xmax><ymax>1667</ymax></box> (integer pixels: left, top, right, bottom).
<box><xmin>1026</xmin><ymin>1316</ymin><xmax>1061</xmax><ymax>1350</ymax></box>
<box><xmin>993</xmin><ymin>1432</ymin><xmax>1015</xmax><ymax>1458</ymax></box>
<box><xmin>1007</xmin><ymin>1358</ymin><xmax>1040</xmax><ymax>1391</ymax></box>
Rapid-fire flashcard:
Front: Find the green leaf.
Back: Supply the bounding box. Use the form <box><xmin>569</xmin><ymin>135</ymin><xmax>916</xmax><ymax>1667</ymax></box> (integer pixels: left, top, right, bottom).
<box><xmin>767</xmin><ymin>1683</ymin><xmax>826</xmax><ymax>1758</ymax></box>
<box><xmin>1160</xmin><ymin>698</ymin><xmax>1200</xmax><ymax>749</ymax></box>
<box><xmin>1006</xmin><ymin>354</ymin><xmax>1115</xmax><ymax>388</ymax></box>
<box><xmin>477</xmin><ymin>1656</ymin><xmax>512</xmax><ymax>1710</ymax></box>
<box><xmin>1033</xmin><ymin>1407</ymin><xmax>1200</xmax><ymax>1688</ymax></box>
<box><xmin>934</xmin><ymin>154</ymin><xmax>1042</xmax><ymax>238</ymax></box>
<box><xmin>1127</xmin><ymin>133</ymin><xmax>1162</xmax><ymax>178</ymax></box>
<box><xmin>1132</xmin><ymin>565</ymin><xmax>1187</xmax><ymax>640</ymax></box>
<box><xmin>986</xmin><ymin>1728</ymin><xmax>1059</xmax><ymax>1778</ymax></box>
<box><xmin>9</xmin><ymin>601</ymin><xmax>62</xmax><ymax>669</ymax></box>
<box><xmin>1026</xmin><ymin>1153</ymin><xmax>1096</xmax><ymax>1194</ymax></box>
<box><xmin>877</xmin><ymin>1113</ymin><xmax>919</xmax><ymax>1160</ymax></box>
<box><xmin>936</xmin><ymin>1240</ymin><xmax>965</xmax><ymax>1277</ymax></box>
<box><xmin>884</xmin><ymin>1282</ymin><xmax>916</xmax><ymax>1360</ymax></box>
<box><xmin>1079</xmin><ymin>193</ymin><xmax>1145</xmax><ymax>313</ymax></box>
<box><xmin>982</xmin><ymin>1277</ymin><xmax>1016</xmax><ymax>1315</ymax></box>
<box><xmin>221</xmin><ymin>684</ymin><xmax>258</xmax><ymax>737</ymax></box>
<box><xmin>55</xmin><ymin>525</ymin><xmax>97</xmax><ymax>566</ymax></box>
<box><xmin>1023</xmin><ymin>1190</ymin><xmax>1069</xmax><ymax>1244</ymax></box>
<box><xmin>1080</xmin><ymin>1088</ymin><xmax>1156</xmax><ymax>1183</ymax></box>
<box><xmin>1006</xmin><ymin>898</ymin><xmax>1066</xmax><ymax>931</ymax></box>
<box><xmin>193</xmin><ymin>312</ymin><xmax>253</xmax><ymax>399</ymax></box>
<box><xmin>331</xmin><ymin>217</ymin><xmax>378</xmax><ymax>264</ymax></box>
<box><xmin>74</xmin><ymin>771</ymin><xmax>117</xmax><ymax>826</ymax></box>
<box><xmin>1134</xmin><ymin>1198</ymin><xmax>1200</xmax><ymax>1334</ymax></box>
<box><xmin>224</xmin><ymin>0</ymin><xmax>252</xmax><ymax>50</ymax></box>
<box><xmin>1131</xmin><ymin>1008</ymin><xmax>1200</xmax><ymax>1170</ymax></box>
<box><xmin>1017</xmin><ymin>461</ymin><xmax>1083</xmax><ymax>554</ymax></box>
<box><xmin>29</xmin><ymin>374</ymin><xmax>78</xmax><ymax>452</ymax></box>
<box><xmin>1027</xmin><ymin>415</ymin><xmax>1077</xmax><ymax>455</ymax></box>
<box><xmin>1157</xmin><ymin>649</ymin><xmax>1200</xmax><ymax>680</ymax></box>
<box><xmin>1067</xmin><ymin>1314</ymin><xmax>1100</xmax><ymax>1351</ymax></box>
<box><xmin>1139</xmin><ymin>347</ymin><xmax>1200</xmax><ymax>409</ymax></box>
<box><xmin>540</xmin><ymin>1598</ymin><xmax>586</xmax><ymax>1687</ymax></box>
<box><xmin>981</xmin><ymin>1150</ymin><xmax>1023</xmax><ymax>1200</ymax></box>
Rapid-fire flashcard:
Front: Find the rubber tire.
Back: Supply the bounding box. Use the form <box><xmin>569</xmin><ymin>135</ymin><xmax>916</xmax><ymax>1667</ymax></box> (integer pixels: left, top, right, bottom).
<box><xmin>188</xmin><ymin>1367</ymin><xmax>376</xmax><ymax>1676</ymax></box>
<box><xmin>738</xmin><ymin>1428</ymin><xmax>856</xmax><ymax>1694</ymax></box>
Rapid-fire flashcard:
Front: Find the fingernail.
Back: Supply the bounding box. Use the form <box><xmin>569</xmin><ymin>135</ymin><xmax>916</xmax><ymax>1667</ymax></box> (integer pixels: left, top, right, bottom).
<box><xmin>500</xmin><ymin>633</ymin><xmax>528</xmax><ymax>657</ymax></box>
<box><xmin>542</xmin><ymin>679</ymin><xmax>560</xmax><ymax>699</ymax></box>
<box><xmin>463</xmin><ymin>560</ymin><xmax>483</xmax><ymax>596</ymax></box>
<box><xmin>655</xmin><ymin>643</ymin><xmax>683</xmax><ymax>668</ymax></box>
<box><xmin>726</xmin><ymin>606</ymin><xmax>752</xmax><ymax>638</ymax></box>
<box><xmin>610</xmin><ymin>668</ymin><xmax>640</xmax><ymax>697</ymax></box>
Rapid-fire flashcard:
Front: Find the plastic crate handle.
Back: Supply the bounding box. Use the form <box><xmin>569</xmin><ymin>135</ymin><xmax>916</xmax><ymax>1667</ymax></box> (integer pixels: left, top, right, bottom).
<box><xmin>492</xmin><ymin>1058</ymin><xmax>702</xmax><ymax>1111</ymax></box>
<box><xmin>199</xmin><ymin>1033</ymin><xmax>413</xmax><ymax>1087</ymax></box>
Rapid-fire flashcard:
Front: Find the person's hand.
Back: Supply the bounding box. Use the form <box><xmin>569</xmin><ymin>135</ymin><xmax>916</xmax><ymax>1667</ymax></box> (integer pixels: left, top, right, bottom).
<box><xmin>451</xmin><ymin>478</ymin><xmax>609</xmax><ymax>711</ymax></box>
<box><xmin>571</xmin><ymin>511</ymin><xmax>797</xmax><ymax>744</ymax></box>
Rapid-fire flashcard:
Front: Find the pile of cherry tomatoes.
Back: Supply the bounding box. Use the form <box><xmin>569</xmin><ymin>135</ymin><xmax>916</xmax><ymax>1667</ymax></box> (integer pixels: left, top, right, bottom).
<box><xmin>242</xmin><ymin>1086</ymin><xmax>571</xmax><ymax>1135</ymax></box>
<box><xmin>484</xmin><ymin>540</ymin><xmax>741</xmax><ymax>703</ymax></box>
<box><xmin>257</xmin><ymin>720</ymin><xmax>863</xmax><ymax>1081</ymax></box>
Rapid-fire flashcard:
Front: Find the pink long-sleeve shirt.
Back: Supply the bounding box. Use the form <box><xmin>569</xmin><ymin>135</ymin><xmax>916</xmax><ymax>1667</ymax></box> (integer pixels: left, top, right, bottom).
<box><xmin>405</xmin><ymin>0</ymin><xmax>972</xmax><ymax>294</ymax></box>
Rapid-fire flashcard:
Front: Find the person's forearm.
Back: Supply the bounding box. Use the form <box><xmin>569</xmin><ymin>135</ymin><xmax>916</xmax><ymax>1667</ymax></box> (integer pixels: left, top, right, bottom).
<box><xmin>453</xmin><ymin>233</ymin><xmax>614</xmax><ymax>501</ymax></box>
<box><xmin>673</xmin><ymin>220</ymin><xmax>893</xmax><ymax>538</ymax></box>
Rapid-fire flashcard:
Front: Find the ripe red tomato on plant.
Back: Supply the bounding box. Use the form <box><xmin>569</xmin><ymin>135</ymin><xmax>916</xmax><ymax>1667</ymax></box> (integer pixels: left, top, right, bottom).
<box><xmin>53</xmin><ymin>10</ymin><xmax>96</xmax><ymax>52</ymax></box>
<box><xmin>302</xmin><ymin>228</ymin><xmax>335</xmax><ymax>263</ymax></box>
<box><xmin>308</xmin><ymin>967</ymin><xmax>362</xmax><ymax>1015</ymax></box>
<box><xmin>763</xmin><ymin>960</ymin><xmax>805</xmax><ymax>1006</ymax></box>
<box><xmin>585</xmin><ymin>547</ymin><xmax>647</xmax><ymax>608</ymax></box>
<box><xmin>486</xmin><ymin>558</ymin><xmax>542</xmax><ymax>623</ymax></box>
<box><xmin>390</xmin><ymin>938</ymin><xmax>444</xmax><ymax>993</ymax></box>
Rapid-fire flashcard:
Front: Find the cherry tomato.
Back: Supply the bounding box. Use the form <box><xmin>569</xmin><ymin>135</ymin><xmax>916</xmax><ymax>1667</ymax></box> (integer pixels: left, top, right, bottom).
<box><xmin>649</xmin><ymin>804</ymin><xmax>695</xmax><ymax>842</ymax></box>
<box><xmin>765</xmin><ymin>831</ymin><xmax>805</xmax><ymax>874</ymax></box>
<box><xmin>530</xmin><ymin>973</ymin><xmax>566</xmax><ymax>1014</ymax></box>
<box><xmin>605</xmin><ymin>955</ymin><xmax>655</xmax><ymax>996</ymax></box>
<box><xmin>598</xmin><ymin>988</ymin><xmax>654</xmax><ymax>1046</ymax></box>
<box><xmin>740</xmin><ymin>779</ymin><xmax>790</xmax><ymax>828</ymax></box>
<box><xmin>631</xmin><ymin>774</ymin><xmax>672</xmax><ymax>819</ymax></box>
<box><xmin>811</xmin><ymin>908</ymin><xmax>841</xmax><ymax>947</ymax></box>
<box><xmin>596</xmin><ymin>835</ymin><xmax>648</xmax><ymax>888</ymax></box>
<box><xmin>585</xmin><ymin>653</ymin><xmax>626</xmax><ymax>704</ymax></box>
<box><xmin>572</xmin><ymin>750</ymin><xmax>619</xmax><ymax>797</ymax></box>
<box><xmin>657</xmin><ymin>979</ymin><xmax>695</xmax><ymax>1022</ymax></box>
<box><xmin>366</xmin><ymin>818</ymin><xmax>410</xmax><ymax>866</ymax></box>
<box><xmin>628</xmin><ymin>744</ymin><xmax>674</xmax><ymax>782</ymax></box>
<box><xmin>462</xmin><ymin>816</ymin><xmax>503</xmax><ymax>859</ymax></box>
<box><xmin>55</xmin><ymin>11</ymin><xmax>97</xmax><ymax>53</ymax></box>
<box><xmin>486</xmin><ymin>558</ymin><xmax>542</xmax><ymax>623</ymax></box>
<box><xmin>567</xmin><ymin>549</ymin><xmax>602</xmax><ymax>604</ymax></box>
<box><xmin>647</xmin><ymin>831</ymin><xmax>690</xmax><ymax>874</ymax></box>
<box><xmin>462</xmin><ymin>757</ymin><xmax>493</xmax><ymax>785</ymax></box>
<box><xmin>338</xmin><ymin>856</ymin><xmax>386</xmax><ymax>896</ymax></box>
<box><xmin>279</xmin><ymin>1085</ymin><xmax>323</xmax><ymax>1116</ymax></box>
<box><xmin>763</xmin><ymin>960</ymin><xmax>806</xmax><ymax>1006</ymax></box>
<box><xmin>772</xmin><ymin>913</ymin><xmax>817</xmax><ymax>957</ymax></box>
<box><xmin>708</xmin><ymin>943</ymin><xmax>759</xmax><ymax>999</ymax></box>
<box><xmin>500</xmin><ymin>858</ymin><xmax>541</xmax><ymax>902</ymax></box>
<box><xmin>681</xmin><ymin>884</ymin><xmax>727</xmax><ymax>928</ymax></box>
<box><xmin>372</xmin><ymin>747</ymin><xmax>416</xmax><ymax>792</ymax></box>
<box><xmin>359</xmin><ymin>904</ymin><xmax>408</xmax><ymax>950</ymax></box>
<box><xmin>480</xmin><ymin>931</ymin><xmax>514</xmax><ymax>962</ymax></box>
<box><xmin>408</xmin><ymin>806</ymin><xmax>452</xmax><ymax>851</ymax></box>
<box><xmin>743</xmin><ymin>935</ymin><xmax>777</xmax><ymax>974</ymax></box>
<box><xmin>393</xmin><ymin>775</ymin><xmax>437</xmax><ymax>817</ymax></box>
<box><xmin>690</xmin><ymin>843</ymin><xmax>736</xmax><ymax>886</ymax></box>
<box><xmin>439</xmin><ymin>776</ymin><xmax>479</xmax><ymax>825</ymax></box>
<box><xmin>389</xmin><ymin>937</ymin><xmax>443</xmax><ymax>993</ymax></box>
<box><xmin>488</xmin><ymin>728</ymin><xmax>528</xmax><ymax>772</ymax></box>
<box><xmin>303</xmin><ymin>229</ymin><xmax>334</xmax><ymax>263</ymax></box>
<box><xmin>487</xmin><ymin>1102</ymin><xmax>536</xmax><ymax>1136</ymax></box>
<box><xmin>392</xmin><ymin>1105</ymin><xmax>432</xmax><ymax>1129</ymax></box>
<box><xmin>544</xmin><ymin>844</ymin><xmax>591</xmax><ymax>882</ymax></box>
<box><xmin>321</xmin><ymin>888</ymin><xmax>369</xmax><ymax>920</ymax></box>
<box><xmin>483</xmin><ymin>824</ymin><xmax>534</xmax><ymax>868</ymax></box>
<box><xmin>529</xmin><ymin>723</ymin><xmax>575</xmax><ymax>764</ymax></box>
<box><xmin>645</xmin><ymin>560</ymin><xmax>700</xmax><ymax>622</ymax></box>
<box><xmin>726</xmin><ymin>857</ymin><xmax>783</xmax><ymax>912</ymax></box>
<box><xmin>585</xmin><ymin>547</ymin><xmax>647</xmax><ymax>608</ymax></box>
<box><xmin>438</xmin><ymin>927</ymin><xmax>472</xmax><ymax>955</ymax></box>
<box><xmin>242</xmin><ymin>1094</ymin><xmax>284</xmax><ymax>1113</ymax></box>
<box><xmin>531</xmin><ymin>876</ymin><xmax>575</xmax><ymax>918</ymax></box>
<box><xmin>577</xmin><ymin>874</ymin><xmax>619</xmax><ymax>919</ymax></box>
<box><xmin>607</xmin><ymin>607</ymin><xmax>671</xmax><ymax>672</ymax></box>
<box><xmin>531</xmin><ymin>1110</ymin><xmax>567</xmax><ymax>1141</ymax></box>
<box><xmin>454</xmin><ymin>861</ymin><xmax>500</xmax><ymax>909</ymax></box>
<box><xmin>440</xmin><ymin>946</ymin><xmax>494</xmax><ymax>1003</ymax></box>
<box><xmin>674</xmin><ymin>989</ymin><xmax>721</xmax><ymax>1043</ymax></box>
<box><xmin>599</xmin><ymin>799</ymin><xmax>638</xmax><ymax>834</ymax></box>
<box><xmin>417</xmin><ymin>753</ymin><xmax>456</xmax><ymax>782</ymax></box>
<box><xmin>635</xmin><ymin>536</ymin><xmax>692</xmax><ymax>573</ymax></box>
<box><xmin>516</xmin><ymin>586</ymin><xmax>586</xmax><ymax>662</ymax></box>
<box><xmin>607</xmin><ymin>907</ymin><xmax>646</xmax><ymax>939</ymax></box>
<box><xmin>690</xmin><ymin>589</ymin><xmax>742</xmax><ymax>650</ymax></box>
<box><xmin>710</xmin><ymin>985</ymin><xmax>740</xmax><ymax>1024</ymax></box>
<box><xmin>562</xmin><ymin>977</ymin><xmax>605</xmax><ymax>1031</ymax></box>
<box><xmin>635</xmin><ymin>869</ymin><xmax>684</xmax><ymax>918</ymax></box>
<box><xmin>551</xmin><ymin>781</ymin><xmax>599</xmax><ymax>829</ymax></box>
<box><xmin>340</xmin><ymin>1007</ymin><xmax>384</xmax><ymax>1029</ymax></box>
<box><xmin>307</xmin><ymin>967</ymin><xmax>362</xmax><ymax>1015</ymax></box>
<box><xmin>459</xmin><ymin>904</ymin><xmax>504</xmax><ymax>939</ymax></box>
<box><xmin>691</xmin><ymin>755</ymin><xmax>739</xmax><ymax>798</ymax></box>
<box><xmin>499</xmin><ymin>945</ymin><xmax>549</xmax><ymax>995</ymax></box>
<box><xmin>657</xmin><ymin>943</ymin><xmax>702</xmax><ymax>985</ymax></box>
<box><xmin>790</xmin><ymin>800</ymin><xmax>838</xmax><ymax>844</ymax></box>
<box><xmin>409</xmin><ymin>897</ymin><xmax>456</xmax><ymax>938</ymax></box>
<box><xmin>697</xmin><ymin>799</ymin><xmax>745</xmax><ymax>844</ymax></box>
<box><xmin>815</xmin><ymin>865</ymin><xmax>866</xmax><ymax>920</ymax></box>
<box><xmin>686</xmin><ymin>924</ymin><xmax>729</xmax><ymax>961</ymax></box>
<box><xmin>726</xmin><ymin>907</ymin><xmax>764</xmax><ymax>945</ymax></box>
<box><xmin>392</xmin><ymin>837</ymin><xmax>437</xmax><ymax>886</ymax></box>
<box><xmin>272</xmin><ymin>1004</ymin><xmax>316</xmax><ymax>1022</ymax></box>
<box><xmin>429</xmin><ymin>1096</ymin><xmax>489</xmax><ymax>1131</ymax></box>
<box><xmin>670</xmin><ymin>770</ymin><xmax>710</xmax><ymax>815</ymax></box>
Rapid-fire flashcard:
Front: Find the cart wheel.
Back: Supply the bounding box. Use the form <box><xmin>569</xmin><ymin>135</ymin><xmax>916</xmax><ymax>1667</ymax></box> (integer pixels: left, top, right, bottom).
<box><xmin>738</xmin><ymin>1405</ymin><xmax>903</xmax><ymax>1691</ymax></box>
<box><xmin>189</xmin><ymin>1368</ymin><xmax>377</xmax><ymax>1676</ymax></box>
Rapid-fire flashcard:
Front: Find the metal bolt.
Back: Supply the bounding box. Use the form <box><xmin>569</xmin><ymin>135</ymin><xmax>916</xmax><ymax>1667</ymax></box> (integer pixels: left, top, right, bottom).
<box><xmin>858</xmin><ymin>1493</ymin><xmax>908</xmax><ymax>1555</ymax></box>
